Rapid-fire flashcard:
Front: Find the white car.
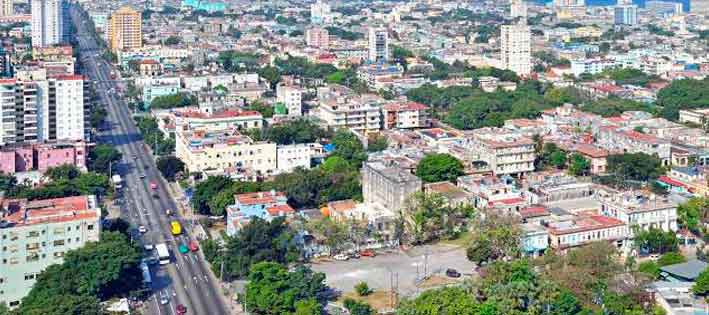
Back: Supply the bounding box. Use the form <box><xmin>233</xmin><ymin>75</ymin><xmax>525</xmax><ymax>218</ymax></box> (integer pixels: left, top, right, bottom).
<box><xmin>144</xmin><ymin>244</ymin><xmax>154</xmax><ymax>251</ymax></box>
<box><xmin>138</xmin><ymin>225</ymin><xmax>148</xmax><ymax>233</ymax></box>
<box><xmin>159</xmin><ymin>291</ymin><xmax>169</xmax><ymax>305</ymax></box>
<box><xmin>333</xmin><ymin>253</ymin><xmax>349</xmax><ymax>261</ymax></box>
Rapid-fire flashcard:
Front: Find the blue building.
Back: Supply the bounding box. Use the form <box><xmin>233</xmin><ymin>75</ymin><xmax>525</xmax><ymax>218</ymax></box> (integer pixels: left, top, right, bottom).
<box><xmin>181</xmin><ymin>0</ymin><xmax>226</xmax><ymax>13</ymax></box>
<box><xmin>521</xmin><ymin>223</ymin><xmax>549</xmax><ymax>257</ymax></box>
<box><xmin>226</xmin><ymin>191</ymin><xmax>294</xmax><ymax>236</ymax></box>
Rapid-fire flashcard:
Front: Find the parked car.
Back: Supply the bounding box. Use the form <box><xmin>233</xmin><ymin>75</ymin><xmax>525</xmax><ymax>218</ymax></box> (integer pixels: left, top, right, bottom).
<box><xmin>144</xmin><ymin>244</ymin><xmax>154</xmax><ymax>251</ymax></box>
<box><xmin>446</xmin><ymin>268</ymin><xmax>461</xmax><ymax>278</ymax></box>
<box><xmin>360</xmin><ymin>249</ymin><xmax>376</xmax><ymax>257</ymax></box>
<box><xmin>188</xmin><ymin>240</ymin><xmax>199</xmax><ymax>252</ymax></box>
<box><xmin>176</xmin><ymin>304</ymin><xmax>187</xmax><ymax>314</ymax></box>
<box><xmin>138</xmin><ymin>225</ymin><xmax>147</xmax><ymax>233</ymax></box>
<box><xmin>333</xmin><ymin>253</ymin><xmax>349</xmax><ymax>261</ymax></box>
<box><xmin>166</xmin><ymin>209</ymin><xmax>172</xmax><ymax>216</ymax></box>
<box><xmin>150</xmin><ymin>182</ymin><xmax>158</xmax><ymax>190</ymax></box>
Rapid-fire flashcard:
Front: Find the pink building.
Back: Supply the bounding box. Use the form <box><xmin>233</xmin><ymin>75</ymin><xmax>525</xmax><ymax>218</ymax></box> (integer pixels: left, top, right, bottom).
<box><xmin>0</xmin><ymin>141</ymin><xmax>87</xmax><ymax>175</ymax></box>
<box><xmin>305</xmin><ymin>27</ymin><xmax>329</xmax><ymax>49</ymax></box>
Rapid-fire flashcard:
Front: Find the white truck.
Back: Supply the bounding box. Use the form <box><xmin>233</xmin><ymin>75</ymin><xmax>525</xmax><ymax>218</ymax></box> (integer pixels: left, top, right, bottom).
<box><xmin>112</xmin><ymin>174</ymin><xmax>122</xmax><ymax>189</ymax></box>
<box><xmin>155</xmin><ymin>243</ymin><xmax>170</xmax><ymax>265</ymax></box>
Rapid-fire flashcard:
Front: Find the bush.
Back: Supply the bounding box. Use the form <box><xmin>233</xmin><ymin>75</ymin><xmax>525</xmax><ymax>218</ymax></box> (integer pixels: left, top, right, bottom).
<box><xmin>354</xmin><ymin>281</ymin><xmax>372</xmax><ymax>296</ymax></box>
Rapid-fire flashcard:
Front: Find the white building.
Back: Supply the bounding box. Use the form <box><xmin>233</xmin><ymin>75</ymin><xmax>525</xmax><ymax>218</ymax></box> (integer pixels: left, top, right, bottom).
<box><xmin>614</xmin><ymin>5</ymin><xmax>638</xmax><ymax>25</ymax></box>
<box><xmin>276</xmin><ymin>143</ymin><xmax>324</xmax><ymax>173</ymax></box>
<box><xmin>510</xmin><ymin>0</ymin><xmax>528</xmax><ymax>18</ymax></box>
<box><xmin>596</xmin><ymin>188</ymin><xmax>678</xmax><ymax>235</ymax></box>
<box><xmin>276</xmin><ymin>83</ymin><xmax>303</xmax><ymax>117</ymax></box>
<box><xmin>0</xmin><ymin>195</ymin><xmax>101</xmax><ymax>307</ymax></box>
<box><xmin>316</xmin><ymin>85</ymin><xmax>383</xmax><ymax>134</ymax></box>
<box><xmin>463</xmin><ymin>128</ymin><xmax>536</xmax><ymax>176</ymax></box>
<box><xmin>570</xmin><ymin>58</ymin><xmax>617</xmax><ymax>77</ymax></box>
<box><xmin>368</xmin><ymin>26</ymin><xmax>389</xmax><ymax>63</ymax></box>
<box><xmin>500</xmin><ymin>22</ymin><xmax>531</xmax><ymax>76</ymax></box>
<box><xmin>31</xmin><ymin>0</ymin><xmax>64</xmax><ymax>47</ymax></box>
<box><xmin>0</xmin><ymin>0</ymin><xmax>13</xmax><ymax>16</ymax></box>
<box><xmin>310</xmin><ymin>0</ymin><xmax>331</xmax><ymax>24</ymax></box>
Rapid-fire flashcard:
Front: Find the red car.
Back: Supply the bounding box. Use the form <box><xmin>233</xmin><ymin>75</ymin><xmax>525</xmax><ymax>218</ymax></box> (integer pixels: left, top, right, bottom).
<box><xmin>150</xmin><ymin>182</ymin><xmax>157</xmax><ymax>190</ymax></box>
<box><xmin>360</xmin><ymin>249</ymin><xmax>376</xmax><ymax>257</ymax></box>
<box><xmin>188</xmin><ymin>240</ymin><xmax>199</xmax><ymax>252</ymax></box>
<box><xmin>176</xmin><ymin>304</ymin><xmax>187</xmax><ymax>314</ymax></box>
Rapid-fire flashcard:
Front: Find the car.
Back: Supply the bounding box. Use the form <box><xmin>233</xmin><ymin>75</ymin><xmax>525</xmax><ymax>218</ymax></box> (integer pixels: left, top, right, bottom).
<box><xmin>333</xmin><ymin>253</ymin><xmax>349</xmax><ymax>261</ymax></box>
<box><xmin>159</xmin><ymin>291</ymin><xmax>169</xmax><ymax>305</ymax></box>
<box><xmin>446</xmin><ymin>268</ymin><xmax>461</xmax><ymax>278</ymax></box>
<box><xmin>188</xmin><ymin>240</ymin><xmax>199</xmax><ymax>252</ymax></box>
<box><xmin>360</xmin><ymin>249</ymin><xmax>376</xmax><ymax>257</ymax></box>
<box><xmin>178</xmin><ymin>244</ymin><xmax>189</xmax><ymax>254</ymax></box>
<box><xmin>144</xmin><ymin>244</ymin><xmax>154</xmax><ymax>251</ymax></box>
<box><xmin>138</xmin><ymin>225</ymin><xmax>147</xmax><ymax>233</ymax></box>
<box><xmin>176</xmin><ymin>304</ymin><xmax>187</xmax><ymax>314</ymax></box>
<box><xmin>150</xmin><ymin>182</ymin><xmax>158</xmax><ymax>190</ymax></box>
<box><xmin>649</xmin><ymin>254</ymin><xmax>660</xmax><ymax>261</ymax></box>
<box><xmin>349</xmin><ymin>251</ymin><xmax>360</xmax><ymax>259</ymax></box>
<box><xmin>139</xmin><ymin>174</ymin><xmax>146</xmax><ymax>179</ymax></box>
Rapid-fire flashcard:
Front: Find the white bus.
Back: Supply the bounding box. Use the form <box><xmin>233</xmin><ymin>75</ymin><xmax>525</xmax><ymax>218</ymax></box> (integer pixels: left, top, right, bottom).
<box><xmin>155</xmin><ymin>243</ymin><xmax>170</xmax><ymax>265</ymax></box>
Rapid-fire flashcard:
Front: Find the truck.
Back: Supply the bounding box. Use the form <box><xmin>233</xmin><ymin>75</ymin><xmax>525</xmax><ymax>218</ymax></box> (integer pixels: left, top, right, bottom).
<box><xmin>112</xmin><ymin>175</ymin><xmax>122</xmax><ymax>189</ymax></box>
<box><xmin>155</xmin><ymin>243</ymin><xmax>170</xmax><ymax>265</ymax></box>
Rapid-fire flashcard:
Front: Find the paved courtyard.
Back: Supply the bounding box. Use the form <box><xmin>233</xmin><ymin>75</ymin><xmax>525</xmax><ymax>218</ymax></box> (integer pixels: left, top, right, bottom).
<box><xmin>311</xmin><ymin>244</ymin><xmax>475</xmax><ymax>297</ymax></box>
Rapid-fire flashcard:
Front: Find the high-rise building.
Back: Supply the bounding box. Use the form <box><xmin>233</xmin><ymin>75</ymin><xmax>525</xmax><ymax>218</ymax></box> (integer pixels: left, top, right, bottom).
<box><xmin>107</xmin><ymin>6</ymin><xmax>142</xmax><ymax>53</ymax></box>
<box><xmin>0</xmin><ymin>195</ymin><xmax>101</xmax><ymax>308</ymax></box>
<box><xmin>0</xmin><ymin>75</ymin><xmax>85</xmax><ymax>146</ymax></box>
<box><xmin>31</xmin><ymin>0</ymin><xmax>64</xmax><ymax>47</ymax></box>
<box><xmin>310</xmin><ymin>0</ymin><xmax>331</xmax><ymax>24</ymax></box>
<box><xmin>368</xmin><ymin>26</ymin><xmax>388</xmax><ymax>63</ymax></box>
<box><xmin>0</xmin><ymin>0</ymin><xmax>13</xmax><ymax>16</ymax></box>
<box><xmin>646</xmin><ymin>0</ymin><xmax>683</xmax><ymax>16</ymax></box>
<box><xmin>510</xmin><ymin>0</ymin><xmax>528</xmax><ymax>18</ymax></box>
<box><xmin>614</xmin><ymin>4</ymin><xmax>638</xmax><ymax>25</ymax></box>
<box><xmin>500</xmin><ymin>23</ymin><xmax>531</xmax><ymax>76</ymax></box>
<box><xmin>691</xmin><ymin>0</ymin><xmax>709</xmax><ymax>15</ymax></box>
<box><xmin>305</xmin><ymin>27</ymin><xmax>329</xmax><ymax>49</ymax></box>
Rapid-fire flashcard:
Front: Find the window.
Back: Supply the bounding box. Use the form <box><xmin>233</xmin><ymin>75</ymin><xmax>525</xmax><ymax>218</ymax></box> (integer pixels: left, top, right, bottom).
<box><xmin>26</xmin><ymin>243</ymin><xmax>39</xmax><ymax>250</ymax></box>
<box><xmin>54</xmin><ymin>252</ymin><xmax>64</xmax><ymax>258</ymax></box>
<box><xmin>24</xmin><ymin>274</ymin><xmax>35</xmax><ymax>281</ymax></box>
<box><xmin>87</xmin><ymin>224</ymin><xmax>94</xmax><ymax>230</ymax></box>
<box><xmin>54</xmin><ymin>240</ymin><xmax>65</xmax><ymax>246</ymax></box>
<box><xmin>27</xmin><ymin>231</ymin><xmax>39</xmax><ymax>238</ymax></box>
<box><xmin>26</xmin><ymin>254</ymin><xmax>39</xmax><ymax>262</ymax></box>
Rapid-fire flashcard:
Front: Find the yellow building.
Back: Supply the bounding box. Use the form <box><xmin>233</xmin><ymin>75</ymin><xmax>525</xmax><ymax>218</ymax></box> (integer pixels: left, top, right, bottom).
<box><xmin>107</xmin><ymin>6</ymin><xmax>142</xmax><ymax>53</ymax></box>
<box><xmin>0</xmin><ymin>0</ymin><xmax>13</xmax><ymax>17</ymax></box>
<box><xmin>574</xmin><ymin>26</ymin><xmax>602</xmax><ymax>38</ymax></box>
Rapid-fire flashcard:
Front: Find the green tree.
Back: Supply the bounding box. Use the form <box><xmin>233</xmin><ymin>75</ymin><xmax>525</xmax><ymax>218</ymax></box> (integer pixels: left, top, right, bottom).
<box><xmin>150</xmin><ymin>93</ymin><xmax>197</xmax><ymax>109</ymax></box>
<box><xmin>396</xmin><ymin>287</ymin><xmax>480</xmax><ymax>315</ymax></box>
<box><xmin>307</xmin><ymin>217</ymin><xmax>350</xmax><ymax>255</ymax></box>
<box><xmin>343</xmin><ymin>298</ymin><xmax>374</xmax><ymax>315</ymax></box>
<box><xmin>466</xmin><ymin>212</ymin><xmax>522</xmax><ymax>265</ymax></box>
<box><xmin>294</xmin><ymin>299</ymin><xmax>322</xmax><ymax>315</ymax></box>
<box><xmin>246</xmin><ymin>100</ymin><xmax>274</xmax><ymax>118</ymax></box>
<box><xmin>607</xmin><ymin>153</ymin><xmax>664</xmax><ymax>182</ymax></box>
<box><xmin>163</xmin><ymin>35</ymin><xmax>181</xmax><ymax>45</ymax></box>
<box><xmin>633</xmin><ymin>227</ymin><xmax>679</xmax><ymax>254</ymax></box>
<box><xmin>657</xmin><ymin>252</ymin><xmax>686</xmax><ymax>266</ymax></box>
<box><xmin>656</xmin><ymin>78</ymin><xmax>709</xmax><ymax>120</ymax></box>
<box><xmin>550</xmin><ymin>150</ymin><xmax>568</xmax><ymax>169</ymax></box>
<box><xmin>244</xmin><ymin>262</ymin><xmax>327</xmax><ymax>314</ymax></box>
<box><xmin>637</xmin><ymin>261</ymin><xmax>661</xmax><ymax>279</ymax></box>
<box><xmin>191</xmin><ymin>176</ymin><xmax>234</xmax><ymax>215</ymax></box>
<box><xmin>693</xmin><ymin>267</ymin><xmax>709</xmax><ymax>295</ymax></box>
<box><xmin>677</xmin><ymin>198</ymin><xmax>709</xmax><ymax>233</ymax></box>
<box><xmin>355</xmin><ymin>281</ymin><xmax>372</xmax><ymax>296</ymax></box>
<box><xmin>88</xmin><ymin>144</ymin><xmax>122</xmax><ymax>174</ymax></box>
<box><xmin>156</xmin><ymin>156</ymin><xmax>186</xmax><ymax>181</ymax></box>
<box><xmin>331</xmin><ymin>130</ymin><xmax>367</xmax><ymax>167</ymax></box>
<box><xmin>416</xmin><ymin>153</ymin><xmax>464</xmax><ymax>183</ymax></box>
<box><xmin>568</xmin><ymin>153</ymin><xmax>590</xmax><ymax>176</ymax></box>
<box><xmin>367</xmin><ymin>135</ymin><xmax>389</xmax><ymax>152</ymax></box>
<box><xmin>45</xmin><ymin>164</ymin><xmax>81</xmax><ymax>180</ymax></box>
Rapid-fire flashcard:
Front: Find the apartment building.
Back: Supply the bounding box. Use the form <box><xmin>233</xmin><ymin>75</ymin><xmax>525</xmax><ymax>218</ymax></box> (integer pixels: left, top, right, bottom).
<box><xmin>175</xmin><ymin>128</ymin><xmax>277</xmax><ymax>178</ymax></box>
<box><xmin>107</xmin><ymin>6</ymin><xmax>142</xmax><ymax>53</ymax></box>
<box><xmin>167</xmin><ymin>107</ymin><xmax>263</xmax><ymax>133</ymax></box>
<box><xmin>678</xmin><ymin>109</ymin><xmax>709</xmax><ymax>127</ymax></box>
<box><xmin>305</xmin><ymin>27</ymin><xmax>329</xmax><ymax>49</ymax></box>
<box><xmin>382</xmin><ymin>101</ymin><xmax>429</xmax><ymax>129</ymax></box>
<box><xmin>463</xmin><ymin>128</ymin><xmax>536</xmax><ymax>176</ymax></box>
<box><xmin>500</xmin><ymin>22</ymin><xmax>531</xmax><ymax>76</ymax></box>
<box><xmin>226</xmin><ymin>191</ymin><xmax>293</xmax><ymax>236</ymax></box>
<box><xmin>276</xmin><ymin>143</ymin><xmax>324</xmax><ymax>174</ymax></box>
<box><xmin>597</xmin><ymin>126</ymin><xmax>671</xmax><ymax>165</ymax></box>
<box><xmin>0</xmin><ymin>141</ymin><xmax>87</xmax><ymax>175</ymax></box>
<box><xmin>0</xmin><ymin>75</ymin><xmax>85</xmax><ymax>146</ymax></box>
<box><xmin>368</xmin><ymin>26</ymin><xmax>389</xmax><ymax>63</ymax></box>
<box><xmin>596</xmin><ymin>188</ymin><xmax>678</xmax><ymax>235</ymax></box>
<box><xmin>0</xmin><ymin>195</ymin><xmax>100</xmax><ymax>307</ymax></box>
<box><xmin>317</xmin><ymin>85</ymin><xmax>383</xmax><ymax>134</ymax></box>
<box><xmin>276</xmin><ymin>82</ymin><xmax>303</xmax><ymax>117</ymax></box>
<box><xmin>356</xmin><ymin>63</ymin><xmax>403</xmax><ymax>89</ymax></box>
<box><xmin>546</xmin><ymin>215</ymin><xmax>628</xmax><ymax>250</ymax></box>
<box><xmin>457</xmin><ymin>175</ymin><xmax>527</xmax><ymax>213</ymax></box>
<box><xmin>570</xmin><ymin>58</ymin><xmax>617</xmax><ymax>77</ymax></box>
<box><xmin>0</xmin><ymin>0</ymin><xmax>13</xmax><ymax>17</ymax></box>
<box><xmin>31</xmin><ymin>0</ymin><xmax>63</xmax><ymax>47</ymax></box>
<box><xmin>362</xmin><ymin>160</ymin><xmax>422</xmax><ymax>213</ymax></box>
<box><xmin>310</xmin><ymin>0</ymin><xmax>331</xmax><ymax>24</ymax></box>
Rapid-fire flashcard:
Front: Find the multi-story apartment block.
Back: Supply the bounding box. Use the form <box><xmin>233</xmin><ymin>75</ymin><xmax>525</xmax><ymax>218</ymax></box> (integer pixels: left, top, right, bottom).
<box><xmin>175</xmin><ymin>128</ymin><xmax>277</xmax><ymax>179</ymax></box>
<box><xmin>310</xmin><ymin>0</ymin><xmax>331</xmax><ymax>24</ymax></box>
<box><xmin>500</xmin><ymin>22</ymin><xmax>531</xmax><ymax>76</ymax></box>
<box><xmin>368</xmin><ymin>26</ymin><xmax>389</xmax><ymax>63</ymax></box>
<box><xmin>0</xmin><ymin>0</ymin><xmax>13</xmax><ymax>17</ymax></box>
<box><xmin>31</xmin><ymin>0</ymin><xmax>63</xmax><ymax>47</ymax></box>
<box><xmin>142</xmin><ymin>82</ymin><xmax>180</xmax><ymax>109</ymax></box>
<box><xmin>276</xmin><ymin>83</ymin><xmax>303</xmax><ymax>117</ymax></box>
<box><xmin>691</xmin><ymin>0</ymin><xmax>709</xmax><ymax>15</ymax></box>
<box><xmin>510</xmin><ymin>0</ymin><xmax>528</xmax><ymax>18</ymax></box>
<box><xmin>678</xmin><ymin>109</ymin><xmax>709</xmax><ymax>128</ymax></box>
<box><xmin>317</xmin><ymin>85</ymin><xmax>383</xmax><ymax>134</ymax></box>
<box><xmin>276</xmin><ymin>143</ymin><xmax>324</xmax><ymax>174</ymax></box>
<box><xmin>357</xmin><ymin>63</ymin><xmax>404</xmax><ymax>90</ymax></box>
<box><xmin>596</xmin><ymin>187</ymin><xmax>678</xmax><ymax>234</ymax></box>
<box><xmin>362</xmin><ymin>160</ymin><xmax>422</xmax><ymax>213</ymax></box>
<box><xmin>570</xmin><ymin>58</ymin><xmax>617</xmax><ymax>77</ymax></box>
<box><xmin>107</xmin><ymin>6</ymin><xmax>142</xmax><ymax>53</ymax></box>
<box><xmin>305</xmin><ymin>27</ymin><xmax>329</xmax><ymax>49</ymax></box>
<box><xmin>614</xmin><ymin>4</ymin><xmax>638</xmax><ymax>25</ymax></box>
<box><xmin>167</xmin><ymin>108</ymin><xmax>263</xmax><ymax>133</ymax></box>
<box><xmin>0</xmin><ymin>75</ymin><xmax>85</xmax><ymax>146</ymax></box>
<box><xmin>463</xmin><ymin>128</ymin><xmax>536</xmax><ymax>176</ymax></box>
<box><xmin>457</xmin><ymin>175</ymin><xmax>527</xmax><ymax>213</ymax></box>
<box><xmin>0</xmin><ymin>141</ymin><xmax>87</xmax><ymax>175</ymax></box>
<box><xmin>226</xmin><ymin>191</ymin><xmax>293</xmax><ymax>236</ymax></box>
<box><xmin>546</xmin><ymin>215</ymin><xmax>628</xmax><ymax>250</ymax></box>
<box><xmin>0</xmin><ymin>195</ymin><xmax>100</xmax><ymax>307</ymax></box>
<box><xmin>382</xmin><ymin>101</ymin><xmax>429</xmax><ymax>129</ymax></box>
<box><xmin>597</xmin><ymin>126</ymin><xmax>671</xmax><ymax>165</ymax></box>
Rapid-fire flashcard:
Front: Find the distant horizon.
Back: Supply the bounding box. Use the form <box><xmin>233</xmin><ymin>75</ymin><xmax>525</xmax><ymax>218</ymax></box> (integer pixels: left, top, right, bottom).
<box><xmin>531</xmin><ymin>0</ymin><xmax>690</xmax><ymax>12</ymax></box>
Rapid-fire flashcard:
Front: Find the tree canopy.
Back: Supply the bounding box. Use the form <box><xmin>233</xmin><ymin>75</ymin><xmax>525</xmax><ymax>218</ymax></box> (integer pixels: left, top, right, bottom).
<box><xmin>606</xmin><ymin>153</ymin><xmax>664</xmax><ymax>182</ymax></box>
<box><xmin>416</xmin><ymin>153</ymin><xmax>464</xmax><ymax>183</ymax></box>
<box><xmin>150</xmin><ymin>93</ymin><xmax>197</xmax><ymax>109</ymax></box>
<box><xmin>156</xmin><ymin>156</ymin><xmax>186</xmax><ymax>181</ymax></box>
<box><xmin>656</xmin><ymin>78</ymin><xmax>709</xmax><ymax>121</ymax></box>
<box><xmin>244</xmin><ymin>262</ymin><xmax>327</xmax><ymax>314</ymax></box>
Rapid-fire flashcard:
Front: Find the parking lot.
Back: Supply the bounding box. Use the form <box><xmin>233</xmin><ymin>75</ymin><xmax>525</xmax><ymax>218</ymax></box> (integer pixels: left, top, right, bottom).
<box><xmin>311</xmin><ymin>244</ymin><xmax>475</xmax><ymax>297</ymax></box>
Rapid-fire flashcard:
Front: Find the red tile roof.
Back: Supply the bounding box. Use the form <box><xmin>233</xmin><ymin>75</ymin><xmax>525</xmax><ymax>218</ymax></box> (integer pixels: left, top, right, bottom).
<box><xmin>235</xmin><ymin>191</ymin><xmax>286</xmax><ymax>206</ymax></box>
<box><xmin>266</xmin><ymin>204</ymin><xmax>295</xmax><ymax>216</ymax></box>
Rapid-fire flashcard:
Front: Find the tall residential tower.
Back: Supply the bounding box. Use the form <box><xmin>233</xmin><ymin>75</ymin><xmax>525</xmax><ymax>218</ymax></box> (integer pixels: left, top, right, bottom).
<box><xmin>368</xmin><ymin>26</ymin><xmax>389</xmax><ymax>63</ymax></box>
<box><xmin>500</xmin><ymin>22</ymin><xmax>531</xmax><ymax>76</ymax></box>
<box><xmin>107</xmin><ymin>6</ymin><xmax>142</xmax><ymax>53</ymax></box>
<box><xmin>31</xmin><ymin>0</ymin><xmax>64</xmax><ymax>47</ymax></box>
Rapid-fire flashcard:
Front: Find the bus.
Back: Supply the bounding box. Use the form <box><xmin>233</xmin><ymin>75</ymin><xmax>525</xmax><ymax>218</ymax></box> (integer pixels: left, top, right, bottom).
<box><xmin>155</xmin><ymin>243</ymin><xmax>170</xmax><ymax>265</ymax></box>
<box><xmin>170</xmin><ymin>221</ymin><xmax>182</xmax><ymax>236</ymax></box>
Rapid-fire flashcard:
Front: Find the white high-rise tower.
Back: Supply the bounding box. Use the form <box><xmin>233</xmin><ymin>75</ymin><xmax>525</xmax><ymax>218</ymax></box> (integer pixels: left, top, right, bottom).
<box><xmin>368</xmin><ymin>26</ymin><xmax>389</xmax><ymax>63</ymax></box>
<box><xmin>500</xmin><ymin>22</ymin><xmax>531</xmax><ymax>76</ymax></box>
<box><xmin>31</xmin><ymin>0</ymin><xmax>64</xmax><ymax>47</ymax></box>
